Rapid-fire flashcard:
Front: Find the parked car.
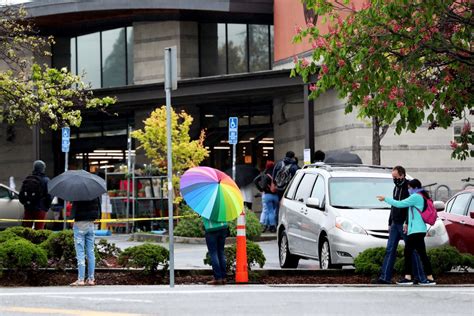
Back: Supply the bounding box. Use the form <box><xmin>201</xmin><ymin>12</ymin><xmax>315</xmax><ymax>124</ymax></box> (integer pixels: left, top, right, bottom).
<box><xmin>0</xmin><ymin>183</ymin><xmax>24</xmax><ymax>229</ymax></box>
<box><xmin>0</xmin><ymin>183</ymin><xmax>56</xmax><ymax>229</ymax></box>
<box><xmin>437</xmin><ymin>189</ymin><xmax>474</xmax><ymax>255</ymax></box>
<box><xmin>278</xmin><ymin>163</ymin><xmax>449</xmax><ymax>269</ymax></box>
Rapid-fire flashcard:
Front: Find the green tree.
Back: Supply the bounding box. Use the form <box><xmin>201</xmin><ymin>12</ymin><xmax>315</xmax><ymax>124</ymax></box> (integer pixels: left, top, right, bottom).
<box><xmin>131</xmin><ymin>106</ymin><xmax>209</xmax><ymax>201</ymax></box>
<box><xmin>0</xmin><ymin>5</ymin><xmax>115</xmax><ymax>130</ymax></box>
<box><xmin>292</xmin><ymin>0</ymin><xmax>473</xmax><ymax>162</ymax></box>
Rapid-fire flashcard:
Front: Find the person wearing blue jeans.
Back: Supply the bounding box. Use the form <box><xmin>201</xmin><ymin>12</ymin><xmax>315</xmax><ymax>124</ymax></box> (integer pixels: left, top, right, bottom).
<box><xmin>376</xmin><ymin>166</ymin><xmax>427</xmax><ymax>284</ymax></box>
<box><xmin>70</xmin><ymin>198</ymin><xmax>100</xmax><ymax>286</ymax></box>
<box><xmin>261</xmin><ymin>192</ymin><xmax>279</xmax><ymax>232</ymax></box>
<box><xmin>203</xmin><ymin>217</ymin><xmax>228</xmax><ymax>285</ymax></box>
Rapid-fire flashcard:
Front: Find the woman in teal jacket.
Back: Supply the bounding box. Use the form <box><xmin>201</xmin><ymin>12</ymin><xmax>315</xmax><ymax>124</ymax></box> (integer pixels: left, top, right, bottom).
<box><xmin>377</xmin><ymin>179</ymin><xmax>436</xmax><ymax>285</ymax></box>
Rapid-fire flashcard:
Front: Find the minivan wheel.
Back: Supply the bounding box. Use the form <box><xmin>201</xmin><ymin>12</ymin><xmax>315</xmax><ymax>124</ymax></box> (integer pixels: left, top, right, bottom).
<box><xmin>319</xmin><ymin>238</ymin><xmax>339</xmax><ymax>269</ymax></box>
<box><xmin>279</xmin><ymin>231</ymin><xmax>299</xmax><ymax>268</ymax></box>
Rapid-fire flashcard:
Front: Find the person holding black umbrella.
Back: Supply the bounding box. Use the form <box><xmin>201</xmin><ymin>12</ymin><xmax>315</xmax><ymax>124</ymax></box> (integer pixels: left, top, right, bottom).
<box><xmin>70</xmin><ymin>198</ymin><xmax>101</xmax><ymax>286</ymax></box>
<box><xmin>48</xmin><ymin>170</ymin><xmax>106</xmax><ymax>286</ymax></box>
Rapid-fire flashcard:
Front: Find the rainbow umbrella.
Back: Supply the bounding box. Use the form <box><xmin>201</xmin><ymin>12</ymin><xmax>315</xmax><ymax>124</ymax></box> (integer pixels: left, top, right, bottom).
<box><xmin>180</xmin><ymin>166</ymin><xmax>243</xmax><ymax>222</ymax></box>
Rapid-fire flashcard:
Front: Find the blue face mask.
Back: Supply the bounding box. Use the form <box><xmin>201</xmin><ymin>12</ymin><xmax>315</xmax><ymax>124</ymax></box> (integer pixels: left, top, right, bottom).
<box><xmin>408</xmin><ymin>188</ymin><xmax>423</xmax><ymax>195</ymax></box>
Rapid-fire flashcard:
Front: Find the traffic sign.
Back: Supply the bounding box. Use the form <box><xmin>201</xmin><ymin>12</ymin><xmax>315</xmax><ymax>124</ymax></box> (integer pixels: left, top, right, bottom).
<box><xmin>229</xmin><ymin>117</ymin><xmax>238</xmax><ymax>145</ymax></box>
<box><xmin>62</xmin><ymin>127</ymin><xmax>70</xmax><ymax>153</ymax></box>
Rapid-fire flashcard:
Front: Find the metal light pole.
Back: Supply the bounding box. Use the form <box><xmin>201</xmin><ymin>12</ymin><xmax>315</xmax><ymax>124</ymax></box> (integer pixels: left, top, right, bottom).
<box><xmin>164</xmin><ymin>46</ymin><xmax>177</xmax><ymax>288</ymax></box>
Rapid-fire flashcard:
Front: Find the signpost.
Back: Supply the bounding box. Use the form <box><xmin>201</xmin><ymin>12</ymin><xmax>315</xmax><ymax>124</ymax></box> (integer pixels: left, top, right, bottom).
<box><xmin>164</xmin><ymin>46</ymin><xmax>177</xmax><ymax>288</ymax></box>
<box><xmin>61</xmin><ymin>127</ymin><xmax>70</xmax><ymax>230</ymax></box>
<box><xmin>228</xmin><ymin>117</ymin><xmax>238</xmax><ymax>180</ymax></box>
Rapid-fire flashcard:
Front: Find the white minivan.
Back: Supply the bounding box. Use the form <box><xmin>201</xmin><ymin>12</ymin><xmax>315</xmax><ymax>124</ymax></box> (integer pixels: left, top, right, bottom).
<box><xmin>277</xmin><ymin>163</ymin><xmax>449</xmax><ymax>269</ymax></box>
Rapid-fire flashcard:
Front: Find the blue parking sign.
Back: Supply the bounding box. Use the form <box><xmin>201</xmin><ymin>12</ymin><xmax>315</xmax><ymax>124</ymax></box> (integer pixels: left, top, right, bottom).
<box><xmin>62</xmin><ymin>127</ymin><xmax>70</xmax><ymax>153</ymax></box>
<box><xmin>228</xmin><ymin>117</ymin><xmax>238</xmax><ymax>145</ymax></box>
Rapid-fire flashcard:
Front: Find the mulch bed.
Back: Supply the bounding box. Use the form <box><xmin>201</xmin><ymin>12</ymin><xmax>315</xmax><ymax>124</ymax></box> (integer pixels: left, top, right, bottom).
<box><xmin>1</xmin><ymin>270</ymin><xmax>473</xmax><ymax>287</ymax></box>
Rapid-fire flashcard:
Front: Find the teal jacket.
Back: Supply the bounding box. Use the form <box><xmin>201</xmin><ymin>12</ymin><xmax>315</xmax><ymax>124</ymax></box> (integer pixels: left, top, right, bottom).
<box><xmin>202</xmin><ymin>217</ymin><xmax>228</xmax><ymax>232</ymax></box>
<box><xmin>384</xmin><ymin>193</ymin><xmax>426</xmax><ymax>235</ymax></box>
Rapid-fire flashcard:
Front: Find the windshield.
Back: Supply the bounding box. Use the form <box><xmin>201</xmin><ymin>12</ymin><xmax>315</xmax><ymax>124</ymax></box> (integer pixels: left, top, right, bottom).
<box><xmin>329</xmin><ymin>177</ymin><xmax>394</xmax><ymax>209</ymax></box>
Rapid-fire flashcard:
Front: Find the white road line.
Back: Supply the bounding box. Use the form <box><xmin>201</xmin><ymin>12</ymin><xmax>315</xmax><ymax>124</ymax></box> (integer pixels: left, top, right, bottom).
<box><xmin>45</xmin><ymin>295</ymin><xmax>153</xmax><ymax>303</ymax></box>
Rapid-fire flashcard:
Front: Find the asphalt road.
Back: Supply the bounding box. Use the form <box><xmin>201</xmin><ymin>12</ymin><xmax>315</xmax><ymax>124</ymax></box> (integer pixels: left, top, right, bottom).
<box><xmin>0</xmin><ymin>285</ymin><xmax>472</xmax><ymax>316</ymax></box>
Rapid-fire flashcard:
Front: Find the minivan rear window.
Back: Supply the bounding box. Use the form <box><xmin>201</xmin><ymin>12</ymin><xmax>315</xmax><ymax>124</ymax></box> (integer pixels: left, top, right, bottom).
<box><xmin>329</xmin><ymin>177</ymin><xmax>393</xmax><ymax>209</ymax></box>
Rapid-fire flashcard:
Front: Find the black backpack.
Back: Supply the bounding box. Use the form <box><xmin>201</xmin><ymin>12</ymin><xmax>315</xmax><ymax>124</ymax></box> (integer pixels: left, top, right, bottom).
<box><xmin>19</xmin><ymin>175</ymin><xmax>44</xmax><ymax>211</ymax></box>
<box><xmin>274</xmin><ymin>163</ymin><xmax>292</xmax><ymax>191</ymax></box>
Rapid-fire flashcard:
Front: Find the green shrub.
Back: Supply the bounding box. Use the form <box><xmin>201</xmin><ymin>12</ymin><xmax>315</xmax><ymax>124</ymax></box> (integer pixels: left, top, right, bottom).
<box><xmin>95</xmin><ymin>239</ymin><xmax>122</xmax><ymax>261</ymax></box>
<box><xmin>174</xmin><ymin>212</ymin><xmax>205</xmax><ymax>237</ymax></box>
<box><xmin>41</xmin><ymin>230</ymin><xmax>76</xmax><ymax>268</ymax></box>
<box><xmin>4</xmin><ymin>226</ymin><xmax>52</xmax><ymax>244</ymax></box>
<box><xmin>427</xmin><ymin>246</ymin><xmax>463</xmax><ymax>275</ymax></box>
<box><xmin>228</xmin><ymin>209</ymin><xmax>262</xmax><ymax>240</ymax></box>
<box><xmin>354</xmin><ymin>245</ymin><xmax>473</xmax><ymax>276</ymax></box>
<box><xmin>118</xmin><ymin>243</ymin><xmax>169</xmax><ymax>274</ymax></box>
<box><xmin>0</xmin><ymin>230</ymin><xmax>22</xmax><ymax>243</ymax></box>
<box><xmin>204</xmin><ymin>240</ymin><xmax>265</xmax><ymax>274</ymax></box>
<box><xmin>0</xmin><ymin>238</ymin><xmax>48</xmax><ymax>272</ymax></box>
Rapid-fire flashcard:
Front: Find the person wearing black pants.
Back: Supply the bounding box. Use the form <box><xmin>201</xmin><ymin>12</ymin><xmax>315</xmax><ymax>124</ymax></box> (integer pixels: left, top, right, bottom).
<box><xmin>404</xmin><ymin>233</ymin><xmax>433</xmax><ymax>278</ymax></box>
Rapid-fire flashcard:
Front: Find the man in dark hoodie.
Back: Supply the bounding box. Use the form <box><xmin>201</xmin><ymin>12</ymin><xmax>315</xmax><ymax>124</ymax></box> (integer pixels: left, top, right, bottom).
<box><xmin>376</xmin><ymin>165</ymin><xmax>427</xmax><ymax>284</ymax></box>
<box><xmin>20</xmin><ymin>160</ymin><xmax>52</xmax><ymax>230</ymax></box>
<box><xmin>272</xmin><ymin>151</ymin><xmax>300</xmax><ymax>224</ymax></box>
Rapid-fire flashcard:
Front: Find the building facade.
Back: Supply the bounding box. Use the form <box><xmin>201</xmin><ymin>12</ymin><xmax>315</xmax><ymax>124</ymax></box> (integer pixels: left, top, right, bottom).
<box><xmin>0</xmin><ymin>0</ymin><xmax>471</xmax><ymax>197</ymax></box>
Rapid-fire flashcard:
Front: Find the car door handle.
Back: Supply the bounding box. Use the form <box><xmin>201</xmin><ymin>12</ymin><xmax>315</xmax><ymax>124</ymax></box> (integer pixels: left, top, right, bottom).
<box><xmin>459</xmin><ymin>221</ymin><xmax>466</xmax><ymax>225</ymax></box>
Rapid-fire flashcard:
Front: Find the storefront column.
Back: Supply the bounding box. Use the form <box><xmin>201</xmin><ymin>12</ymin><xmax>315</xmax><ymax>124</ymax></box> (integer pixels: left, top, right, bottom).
<box><xmin>303</xmin><ymin>85</ymin><xmax>314</xmax><ymax>161</ymax></box>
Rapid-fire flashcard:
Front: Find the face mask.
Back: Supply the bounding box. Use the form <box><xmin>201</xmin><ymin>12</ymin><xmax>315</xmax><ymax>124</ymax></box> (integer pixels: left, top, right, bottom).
<box><xmin>393</xmin><ymin>178</ymin><xmax>405</xmax><ymax>186</ymax></box>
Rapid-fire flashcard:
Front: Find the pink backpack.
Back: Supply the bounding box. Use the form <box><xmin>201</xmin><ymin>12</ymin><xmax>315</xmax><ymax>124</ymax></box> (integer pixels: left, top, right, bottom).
<box><xmin>414</xmin><ymin>193</ymin><xmax>437</xmax><ymax>225</ymax></box>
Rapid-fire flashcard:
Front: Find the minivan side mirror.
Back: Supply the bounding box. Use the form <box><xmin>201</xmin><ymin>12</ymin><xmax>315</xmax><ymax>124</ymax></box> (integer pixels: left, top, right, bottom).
<box><xmin>433</xmin><ymin>201</ymin><xmax>445</xmax><ymax>212</ymax></box>
<box><xmin>306</xmin><ymin>197</ymin><xmax>322</xmax><ymax>209</ymax></box>
<box><xmin>470</xmin><ymin>211</ymin><xmax>474</xmax><ymax>220</ymax></box>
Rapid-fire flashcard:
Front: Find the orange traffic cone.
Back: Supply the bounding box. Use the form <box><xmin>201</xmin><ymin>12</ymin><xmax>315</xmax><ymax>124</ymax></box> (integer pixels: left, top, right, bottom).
<box><xmin>235</xmin><ymin>210</ymin><xmax>248</xmax><ymax>283</ymax></box>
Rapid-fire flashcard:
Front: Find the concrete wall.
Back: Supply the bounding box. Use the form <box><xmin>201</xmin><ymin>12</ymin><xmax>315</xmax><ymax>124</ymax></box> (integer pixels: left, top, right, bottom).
<box><xmin>133</xmin><ymin>21</ymin><xmax>199</xmax><ymax>84</ymax></box>
<box><xmin>273</xmin><ymin>89</ymin><xmax>474</xmax><ymax>196</ymax></box>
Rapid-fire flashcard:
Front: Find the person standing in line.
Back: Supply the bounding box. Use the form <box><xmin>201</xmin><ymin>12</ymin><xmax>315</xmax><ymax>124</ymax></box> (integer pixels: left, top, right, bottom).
<box><xmin>203</xmin><ymin>217</ymin><xmax>228</xmax><ymax>285</ymax></box>
<box><xmin>377</xmin><ymin>179</ymin><xmax>436</xmax><ymax>285</ymax></box>
<box><xmin>19</xmin><ymin>160</ymin><xmax>52</xmax><ymax>230</ymax></box>
<box><xmin>375</xmin><ymin>166</ymin><xmax>427</xmax><ymax>284</ymax></box>
<box><xmin>313</xmin><ymin>150</ymin><xmax>325</xmax><ymax>163</ymax></box>
<box><xmin>70</xmin><ymin>198</ymin><xmax>100</xmax><ymax>286</ymax></box>
<box><xmin>256</xmin><ymin>160</ymin><xmax>278</xmax><ymax>233</ymax></box>
<box><xmin>272</xmin><ymin>151</ymin><xmax>300</xmax><ymax>223</ymax></box>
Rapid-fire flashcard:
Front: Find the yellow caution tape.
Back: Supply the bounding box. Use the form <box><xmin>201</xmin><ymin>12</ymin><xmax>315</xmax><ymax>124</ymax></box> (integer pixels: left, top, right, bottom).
<box><xmin>0</xmin><ymin>215</ymin><xmax>196</xmax><ymax>223</ymax></box>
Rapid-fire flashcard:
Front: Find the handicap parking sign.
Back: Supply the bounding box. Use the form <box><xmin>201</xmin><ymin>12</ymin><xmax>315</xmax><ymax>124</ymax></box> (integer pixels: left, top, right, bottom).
<box><xmin>62</xmin><ymin>127</ymin><xmax>70</xmax><ymax>153</ymax></box>
<box><xmin>228</xmin><ymin>117</ymin><xmax>238</xmax><ymax>145</ymax></box>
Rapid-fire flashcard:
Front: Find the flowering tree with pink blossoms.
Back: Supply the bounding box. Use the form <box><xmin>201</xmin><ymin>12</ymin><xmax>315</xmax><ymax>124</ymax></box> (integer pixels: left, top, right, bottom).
<box><xmin>292</xmin><ymin>0</ymin><xmax>473</xmax><ymax>163</ymax></box>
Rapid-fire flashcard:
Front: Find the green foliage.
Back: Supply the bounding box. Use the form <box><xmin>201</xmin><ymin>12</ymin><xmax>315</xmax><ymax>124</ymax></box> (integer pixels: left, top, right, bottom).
<box><xmin>174</xmin><ymin>212</ymin><xmax>205</xmax><ymax>238</ymax></box>
<box><xmin>118</xmin><ymin>243</ymin><xmax>169</xmax><ymax>274</ymax></box>
<box><xmin>427</xmin><ymin>246</ymin><xmax>463</xmax><ymax>275</ymax></box>
<box><xmin>294</xmin><ymin>0</ymin><xmax>473</xmax><ymax>160</ymax></box>
<box><xmin>41</xmin><ymin>230</ymin><xmax>76</xmax><ymax>268</ymax></box>
<box><xmin>0</xmin><ymin>6</ymin><xmax>115</xmax><ymax>129</ymax></box>
<box><xmin>131</xmin><ymin>106</ymin><xmax>209</xmax><ymax>203</ymax></box>
<box><xmin>95</xmin><ymin>238</ymin><xmax>122</xmax><ymax>261</ymax></box>
<box><xmin>0</xmin><ymin>238</ymin><xmax>48</xmax><ymax>272</ymax></box>
<box><xmin>0</xmin><ymin>230</ymin><xmax>22</xmax><ymax>243</ymax></box>
<box><xmin>203</xmin><ymin>240</ymin><xmax>266</xmax><ymax>274</ymax></box>
<box><xmin>228</xmin><ymin>209</ymin><xmax>262</xmax><ymax>240</ymax></box>
<box><xmin>354</xmin><ymin>245</ymin><xmax>474</xmax><ymax>276</ymax></box>
<box><xmin>4</xmin><ymin>226</ymin><xmax>52</xmax><ymax>244</ymax></box>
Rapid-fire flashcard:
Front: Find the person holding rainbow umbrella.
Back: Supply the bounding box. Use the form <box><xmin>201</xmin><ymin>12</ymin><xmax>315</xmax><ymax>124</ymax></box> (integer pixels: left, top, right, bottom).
<box><xmin>180</xmin><ymin>166</ymin><xmax>243</xmax><ymax>285</ymax></box>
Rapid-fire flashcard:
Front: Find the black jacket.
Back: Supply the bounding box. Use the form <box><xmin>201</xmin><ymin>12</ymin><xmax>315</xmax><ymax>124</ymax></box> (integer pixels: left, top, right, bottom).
<box><xmin>71</xmin><ymin>198</ymin><xmax>101</xmax><ymax>222</ymax></box>
<box><xmin>32</xmin><ymin>171</ymin><xmax>52</xmax><ymax>211</ymax></box>
<box><xmin>389</xmin><ymin>181</ymin><xmax>409</xmax><ymax>226</ymax></box>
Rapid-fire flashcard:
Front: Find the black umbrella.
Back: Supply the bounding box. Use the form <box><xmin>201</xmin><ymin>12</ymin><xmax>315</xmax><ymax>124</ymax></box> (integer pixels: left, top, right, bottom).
<box><xmin>324</xmin><ymin>151</ymin><xmax>363</xmax><ymax>164</ymax></box>
<box><xmin>48</xmin><ymin>170</ymin><xmax>107</xmax><ymax>201</ymax></box>
<box><xmin>224</xmin><ymin>164</ymin><xmax>260</xmax><ymax>187</ymax></box>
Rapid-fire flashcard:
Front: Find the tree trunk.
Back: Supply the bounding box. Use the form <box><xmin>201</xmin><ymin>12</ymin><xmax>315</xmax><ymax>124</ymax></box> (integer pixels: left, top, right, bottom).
<box><xmin>372</xmin><ymin>117</ymin><xmax>389</xmax><ymax>166</ymax></box>
<box><xmin>372</xmin><ymin>117</ymin><xmax>381</xmax><ymax>165</ymax></box>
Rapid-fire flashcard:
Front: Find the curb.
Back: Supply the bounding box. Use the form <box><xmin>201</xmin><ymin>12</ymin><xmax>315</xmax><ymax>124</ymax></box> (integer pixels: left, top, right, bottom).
<box><xmin>130</xmin><ymin>233</ymin><xmax>277</xmax><ymax>244</ymax></box>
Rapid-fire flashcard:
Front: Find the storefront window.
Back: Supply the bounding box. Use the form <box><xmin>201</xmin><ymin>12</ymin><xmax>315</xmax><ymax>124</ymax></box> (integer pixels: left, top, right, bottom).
<box><xmin>53</xmin><ymin>26</ymin><xmax>133</xmax><ymax>89</ymax></box>
<box><xmin>227</xmin><ymin>24</ymin><xmax>247</xmax><ymax>74</ymax></box>
<box><xmin>249</xmin><ymin>25</ymin><xmax>269</xmax><ymax>72</ymax></box>
<box><xmin>77</xmin><ymin>32</ymin><xmax>101</xmax><ymax>88</ymax></box>
<box><xmin>200</xmin><ymin>23</ymin><xmax>227</xmax><ymax>76</ymax></box>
